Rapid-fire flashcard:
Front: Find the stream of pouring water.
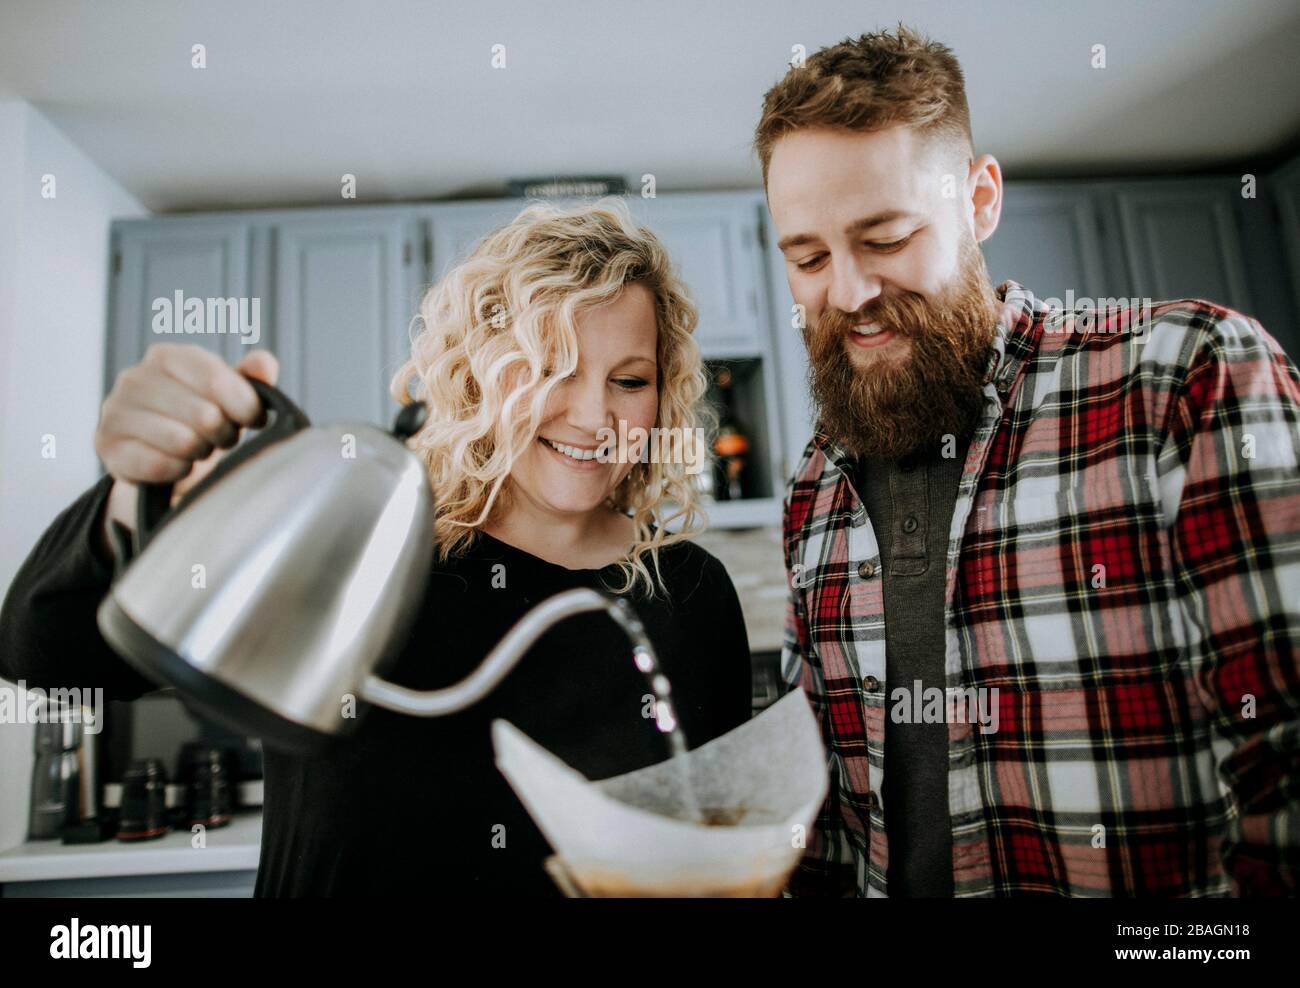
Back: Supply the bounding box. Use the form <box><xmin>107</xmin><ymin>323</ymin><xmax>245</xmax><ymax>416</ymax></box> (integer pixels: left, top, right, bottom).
<box><xmin>607</xmin><ymin>597</ymin><xmax>703</xmax><ymax>824</ymax></box>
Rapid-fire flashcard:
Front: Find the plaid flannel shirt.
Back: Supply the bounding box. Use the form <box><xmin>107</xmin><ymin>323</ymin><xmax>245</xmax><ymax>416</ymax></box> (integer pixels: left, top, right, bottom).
<box><xmin>780</xmin><ymin>280</ymin><xmax>1300</xmax><ymax>897</ymax></box>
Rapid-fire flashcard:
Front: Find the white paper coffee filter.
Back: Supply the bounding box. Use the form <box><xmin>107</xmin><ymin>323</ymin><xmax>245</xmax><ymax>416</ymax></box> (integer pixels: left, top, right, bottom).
<box><xmin>492</xmin><ymin>688</ymin><xmax>828</xmax><ymax>892</ymax></box>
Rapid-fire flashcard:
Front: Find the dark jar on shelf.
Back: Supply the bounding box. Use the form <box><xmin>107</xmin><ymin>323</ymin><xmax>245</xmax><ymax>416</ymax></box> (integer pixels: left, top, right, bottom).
<box><xmin>116</xmin><ymin>758</ymin><xmax>169</xmax><ymax>841</ymax></box>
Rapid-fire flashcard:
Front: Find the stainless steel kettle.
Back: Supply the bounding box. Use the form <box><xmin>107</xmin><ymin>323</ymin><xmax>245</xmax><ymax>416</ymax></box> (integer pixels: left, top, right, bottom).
<box><xmin>96</xmin><ymin>375</ymin><xmax>669</xmax><ymax>756</ymax></box>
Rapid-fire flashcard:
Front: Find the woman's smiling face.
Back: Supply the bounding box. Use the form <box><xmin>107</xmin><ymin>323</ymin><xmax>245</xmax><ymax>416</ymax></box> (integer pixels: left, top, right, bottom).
<box><xmin>512</xmin><ymin>281</ymin><xmax>660</xmax><ymax>518</ymax></box>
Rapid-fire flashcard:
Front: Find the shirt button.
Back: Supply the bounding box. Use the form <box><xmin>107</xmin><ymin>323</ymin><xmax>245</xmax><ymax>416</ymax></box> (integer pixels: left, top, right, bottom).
<box><xmin>902</xmin><ymin>515</ymin><xmax>919</xmax><ymax>534</ymax></box>
<box><xmin>866</xmin><ymin>791</ymin><xmax>879</xmax><ymax>812</ymax></box>
<box><xmin>862</xmin><ymin>675</ymin><xmax>880</xmax><ymax>692</ymax></box>
<box><xmin>857</xmin><ymin>560</ymin><xmax>875</xmax><ymax>579</ymax></box>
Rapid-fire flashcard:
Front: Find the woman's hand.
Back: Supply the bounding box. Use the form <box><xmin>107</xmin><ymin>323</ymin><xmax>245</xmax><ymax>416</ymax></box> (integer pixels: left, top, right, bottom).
<box><xmin>94</xmin><ymin>343</ymin><xmax>280</xmax><ymax>553</ymax></box>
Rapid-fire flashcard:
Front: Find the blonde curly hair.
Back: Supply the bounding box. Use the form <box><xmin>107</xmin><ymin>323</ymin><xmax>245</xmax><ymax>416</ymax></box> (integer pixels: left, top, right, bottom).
<box><xmin>389</xmin><ymin>197</ymin><xmax>713</xmax><ymax>601</ymax></box>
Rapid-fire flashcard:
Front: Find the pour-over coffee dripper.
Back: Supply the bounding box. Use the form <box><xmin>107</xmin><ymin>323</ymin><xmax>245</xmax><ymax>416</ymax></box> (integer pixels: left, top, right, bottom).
<box><xmin>493</xmin><ymin>687</ymin><xmax>829</xmax><ymax>897</ymax></box>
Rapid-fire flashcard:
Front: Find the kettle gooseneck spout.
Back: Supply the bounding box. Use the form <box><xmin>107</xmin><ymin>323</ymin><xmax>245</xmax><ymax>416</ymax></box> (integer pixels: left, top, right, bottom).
<box><xmin>357</xmin><ymin>588</ymin><xmax>673</xmax><ymax>724</ymax></box>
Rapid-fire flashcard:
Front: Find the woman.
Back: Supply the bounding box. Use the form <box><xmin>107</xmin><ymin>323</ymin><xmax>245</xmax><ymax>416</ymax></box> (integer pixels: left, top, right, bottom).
<box><xmin>0</xmin><ymin>199</ymin><xmax>753</xmax><ymax>896</ymax></box>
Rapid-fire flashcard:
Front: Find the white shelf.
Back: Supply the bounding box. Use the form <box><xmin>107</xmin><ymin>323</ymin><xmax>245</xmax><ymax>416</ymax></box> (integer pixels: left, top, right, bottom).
<box><xmin>659</xmin><ymin>497</ymin><xmax>780</xmax><ymax>531</ymax></box>
<box><xmin>701</xmin><ymin>497</ymin><xmax>781</xmax><ymax>529</ymax></box>
<box><xmin>0</xmin><ymin>811</ymin><xmax>261</xmax><ymax>883</ymax></box>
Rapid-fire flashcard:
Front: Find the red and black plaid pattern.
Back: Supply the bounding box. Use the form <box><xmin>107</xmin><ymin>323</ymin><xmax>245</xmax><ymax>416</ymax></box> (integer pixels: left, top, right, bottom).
<box><xmin>780</xmin><ymin>281</ymin><xmax>1300</xmax><ymax>897</ymax></box>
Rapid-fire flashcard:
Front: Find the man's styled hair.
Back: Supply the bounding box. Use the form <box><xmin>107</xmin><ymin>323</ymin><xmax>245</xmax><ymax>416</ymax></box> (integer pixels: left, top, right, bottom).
<box><xmin>753</xmin><ymin>24</ymin><xmax>974</xmax><ymax>186</ymax></box>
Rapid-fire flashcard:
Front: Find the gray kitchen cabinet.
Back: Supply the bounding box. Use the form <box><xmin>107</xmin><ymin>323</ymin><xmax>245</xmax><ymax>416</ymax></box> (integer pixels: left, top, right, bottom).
<box><xmin>1113</xmin><ymin>178</ymin><xmax>1254</xmax><ymax>314</ymax></box>
<box><xmin>105</xmin><ymin>194</ymin><xmax>787</xmax><ymax>529</ymax></box>
<box><xmin>979</xmin><ymin>183</ymin><xmax>1110</xmax><ymax>303</ymax></box>
<box><xmin>108</xmin><ymin>209</ymin><xmax>418</xmax><ymax>430</ymax></box>
<box><xmin>271</xmin><ymin>212</ymin><xmax>412</xmax><ymax>425</ymax></box>
<box><xmin>422</xmin><ymin>193</ymin><xmax>769</xmax><ymax>359</ymax></box>
<box><xmin>1272</xmin><ymin>154</ymin><xmax>1300</xmax><ymax>338</ymax></box>
<box><xmin>423</xmin><ymin>199</ymin><xmax>539</xmax><ymax>283</ymax></box>
<box><xmin>107</xmin><ymin>219</ymin><xmax>253</xmax><ymax>396</ymax></box>
<box><xmin>760</xmin><ymin>210</ymin><xmax>814</xmax><ymax>483</ymax></box>
<box><xmin>102</xmin><ymin>172</ymin><xmax>1297</xmax><ymax>536</ymax></box>
<box><xmin>627</xmin><ymin>194</ymin><xmax>768</xmax><ymax>358</ymax></box>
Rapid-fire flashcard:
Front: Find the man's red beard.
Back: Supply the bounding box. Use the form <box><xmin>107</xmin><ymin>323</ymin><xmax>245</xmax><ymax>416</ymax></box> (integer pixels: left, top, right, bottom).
<box><xmin>804</xmin><ymin>233</ymin><xmax>999</xmax><ymax>461</ymax></box>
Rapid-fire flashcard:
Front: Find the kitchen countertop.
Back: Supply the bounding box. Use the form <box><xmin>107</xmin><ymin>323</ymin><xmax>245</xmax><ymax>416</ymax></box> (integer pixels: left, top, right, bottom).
<box><xmin>0</xmin><ymin>811</ymin><xmax>262</xmax><ymax>883</ymax></box>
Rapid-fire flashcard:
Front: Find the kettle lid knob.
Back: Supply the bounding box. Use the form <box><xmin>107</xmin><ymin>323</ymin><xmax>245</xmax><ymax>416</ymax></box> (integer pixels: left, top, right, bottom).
<box><xmin>392</xmin><ymin>401</ymin><xmax>428</xmax><ymax>440</ymax></box>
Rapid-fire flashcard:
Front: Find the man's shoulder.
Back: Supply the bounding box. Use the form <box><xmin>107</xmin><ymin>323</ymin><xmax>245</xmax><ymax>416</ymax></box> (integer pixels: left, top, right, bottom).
<box><xmin>1036</xmin><ymin>294</ymin><xmax>1291</xmax><ymax>387</ymax></box>
<box><xmin>1056</xmin><ymin>294</ymin><xmax>1273</xmax><ymax>348</ymax></box>
<box><xmin>1140</xmin><ymin>297</ymin><xmax>1289</xmax><ymax>368</ymax></box>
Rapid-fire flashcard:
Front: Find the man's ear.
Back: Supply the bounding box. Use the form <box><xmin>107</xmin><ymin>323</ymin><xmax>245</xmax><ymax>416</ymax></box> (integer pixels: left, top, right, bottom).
<box><xmin>968</xmin><ymin>154</ymin><xmax>1003</xmax><ymax>244</ymax></box>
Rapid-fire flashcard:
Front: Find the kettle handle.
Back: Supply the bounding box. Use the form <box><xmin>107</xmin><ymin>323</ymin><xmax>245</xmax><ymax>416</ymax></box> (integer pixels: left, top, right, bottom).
<box><xmin>135</xmin><ymin>375</ymin><xmax>312</xmax><ymax>556</ymax></box>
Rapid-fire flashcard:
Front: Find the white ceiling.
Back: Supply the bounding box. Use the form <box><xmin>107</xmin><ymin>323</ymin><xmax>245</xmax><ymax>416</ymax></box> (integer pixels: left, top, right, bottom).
<box><xmin>2</xmin><ymin>0</ymin><xmax>1298</xmax><ymax>213</ymax></box>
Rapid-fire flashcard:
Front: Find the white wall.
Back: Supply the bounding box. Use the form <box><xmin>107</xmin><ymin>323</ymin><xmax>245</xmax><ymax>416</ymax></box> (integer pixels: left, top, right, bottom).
<box><xmin>0</xmin><ymin>100</ymin><xmax>147</xmax><ymax>853</ymax></box>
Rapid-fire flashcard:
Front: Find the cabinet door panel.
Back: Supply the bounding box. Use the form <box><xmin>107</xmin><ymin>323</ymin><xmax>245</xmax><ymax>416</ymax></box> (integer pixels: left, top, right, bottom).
<box><xmin>630</xmin><ymin>197</ymin><xmax>764</xmax><ymax>356</ymax></box>
<box><xmin>980</xmin><ymin>186</ymin><xmax>1108</xmax><ymax>303</ymax></box>
<box><xmin>761</xmin><ymin>214</ymin><xmax>814</xmax><ymax>480</ymax></box>
<box><xmin>1115</xmin><ymin>182</ymin><xmax>1253</xmax><ymax>312</ymax></box>
<box><xmin>427</xmin><ymin>197</ymin><xmax>766</xmax><ymax>357</ymax></box>
<box><xmin>110</xmin><ymin>222</ymin><xmax>252</xmax><ymax>389</ymax></box>
<box><xmin>274</xmin><ymin>216</ymin><xmax>407</xmax><ymax>426</ymax></box>
<box><xmin>1273</xmin><ymin>158</ymin><xmax>1300</xmax><ymax>333</ymax></box>
<box><xmin>426</xmin><ymin>202</ymin><xmax>529</xmax><ymax>283</ymax></box>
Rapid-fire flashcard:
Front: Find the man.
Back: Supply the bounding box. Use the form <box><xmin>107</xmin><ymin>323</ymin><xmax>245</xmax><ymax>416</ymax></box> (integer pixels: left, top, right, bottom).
<box><xmin>755</xmin><ymin>25</ymin><xmax>1300</xmax><ymax>896</ymax></box>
